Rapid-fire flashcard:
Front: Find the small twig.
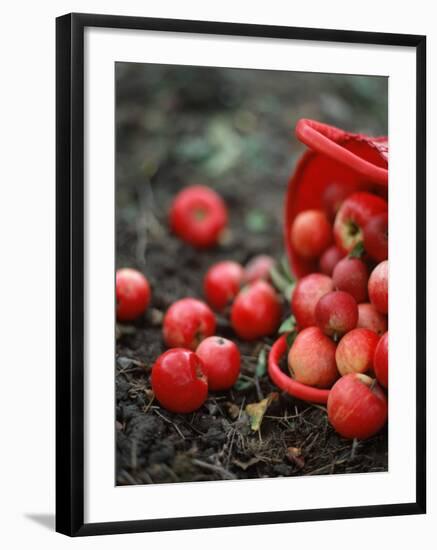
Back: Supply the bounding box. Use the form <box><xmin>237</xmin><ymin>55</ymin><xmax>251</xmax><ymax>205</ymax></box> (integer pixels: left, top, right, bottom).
<box><xmin>192</xmin><ymin>459</ymin><xmax>236</xmax><ymax>480</ymax></box>
<box><xmin>142</xmin><ymin>394</ymin><xmax>155</xmax><ymax>415</ymax></box>
<box><xmin>350</xmin><ymin>438</ymin><xmax>359</xmax><ymax>460</ymax></box>
<box><xmin>306</xmin><ymin>458</ymin><xmax>348</xmax><ymax>476</ymax></box>
<box><xmin>119</xmin><ymin>469</ymin><xmax>138</xmax><ymax>485</ymax></box>
<box><xmin>153</xmin><ymin>408</ymin><xmax>185</xmax><ymax>440</ymax></box>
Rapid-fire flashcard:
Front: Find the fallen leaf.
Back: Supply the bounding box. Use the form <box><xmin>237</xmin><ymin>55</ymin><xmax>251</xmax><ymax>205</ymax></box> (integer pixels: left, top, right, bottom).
<box><xmin>278</xmin><ymin>315</ymin><xmax>297</xmax><ymax>334</ymax></box>
<box><xmin>245</xmin><ymin>393</ymin><xmax>278</xmax><ymax>431</ymax></box>
<box><xmin>255</xmin><ymin>347</ymin><xmax>267</xmax><ymax>378</ymax></box>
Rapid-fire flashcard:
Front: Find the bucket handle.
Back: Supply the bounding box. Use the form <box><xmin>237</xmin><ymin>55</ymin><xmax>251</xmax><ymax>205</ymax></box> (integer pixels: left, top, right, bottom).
<box><xmin>296</xmin><ymin>119</ymin><xmax>388</xmax><ymax>187</ymax></box>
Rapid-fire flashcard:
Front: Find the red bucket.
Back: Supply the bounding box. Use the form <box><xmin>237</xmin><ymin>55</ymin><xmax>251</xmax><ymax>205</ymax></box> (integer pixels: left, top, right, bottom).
<box><xmin>285</xmin><ymin>119</ymin><xmax>388</xmax><ymax>278</ymax></box>
<box><xmin>269</xmin><ymin>119</ymin><xmax>389</xmax><ymax>404</ymax></box>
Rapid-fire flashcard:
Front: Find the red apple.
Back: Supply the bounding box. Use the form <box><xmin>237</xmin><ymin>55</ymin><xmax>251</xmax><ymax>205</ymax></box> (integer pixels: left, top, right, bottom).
<box><xmin>243</xmin><ymin>255</ymin><xmax>275</xmax><ymax>284</ymax></box>
<box><xmin>196</xmin><ymin>337</ymin><xmax>241</xmax><ymax>391</ymax></box>
<box><xmin>333</xmin><ymin>192</ymin><xmax>388</xmax><ymax>253</ymax></box>
<box><xmin>374</xmin><ymin>331</ymin><xmax>388</xmax><ymax>388</ymax></box>
<box><xmin>357</xmin><ymin>303</ymin><xmax>388</xmax><ymax>336</ymax></box>
<box><xmin>368</xmin><ymin>260</ymin><xmax>388</xmax><ymax>314</ymax></box>
<box><xmin>315</xmin><ymin>290</ymin><xmax>358</xmax><ymax>339</ymax></box>
<box><xmin>363</xmin><ymin>212</ymin><xmax>388</xmax><ymax>262</ymax></box>
<box><xmin>230</xmin><ymin>281</ymin><xmax>281</xmax><ymax>340</ymax></box>
<box><xmin>332</xmin><ymin>257</ymin><xmax>369</xmax><ymax>303</ymax></box>
<box><xmin>327</xmin><ymin>373</ymin><xmax>388</xmax><ymax>439</ymax></box>
<box><xmin>288</xmin><ymin>326</ymin><xmax>339</xmax><ymax>388</ymax></box>
<box><xmin>203</xmin><ymin>260</ymin><xmax>244</xmax><ymax>311</ymax></box>
<box><xmin>290</xmin><ymin>209</ymin><xmax>332</xmax><ymax>259</ymax></box>
<box><xmin>291</xmin><ymin>273</ymin><xmax>334</xmax><ymax>329</ymax></box>
<box><xmin>322</xmin><ymin>182</ymin><xmax>354</xmax><ymax>221</ymax></box>
<box><xmin>335</xmin><ymin>328</ymin><xmax>380</xmax><ymax>376</ymax></box>
<box><xmin>318</xmin><ymin>245</ymin><xmax>345</xmax><ymax>276</ymax></box>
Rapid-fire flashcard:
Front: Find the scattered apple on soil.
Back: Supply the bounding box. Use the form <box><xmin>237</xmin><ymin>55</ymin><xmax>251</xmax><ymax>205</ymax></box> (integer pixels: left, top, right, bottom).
<box><xmin>196</xmin><ymin>336</ymin><xmax>241</xmax><ymax>391</ymax></box>
<box><xmin>327</xmin><ymin>373</ymin><xmax>388</xmax><ymax>439</ymax></box>
<box><xmin>291</xmin><ymin>273</ymin><xmax>334</xmax><ymax>328</ymax></box>
<box><xmin>163</xmin><ymin>297</ymin><xmax>216</xmax><ymax>350</ymax></box>
<box><xmin>357</xmin><ymin>303</ymin><xmax>388</xmax><ymax>336</ymax></box>
<box><xmin>315</xmin><ymin>290</ymin><xmax>358</xmax><ymax>339</ymax></box>
<box><xmin>290</xmin><ymin>209</ymin><xmax>332</xmax><ymax>259</ymax></box>
<box><xmin>151</xmin><ymin>348</ymin><xmax>208</xmax><ymax>413</ymax></box>
<box><xmin>335</xmin><ymin>328</ymin><xmax>380</xmax><ymax>376</ymax></box>
<box><xmin>116</xmin><ymin>268</ymin><xmax>151</xmax><ymax>322</ymax></box>
<box><xmin>368</xmin><ymin>260</ymin><xmax>388</xmax><ymax>314</ymax></box>
<box><xmin>288</xmin><ymin>326</ymin><xmax>338</xmax><ymax>388</ymax></box>
<box><xmin>374</xmin><ymin>331</ymin><xmax>388</xmax><ymax>388</ymax></box>
<box><xmin>333</xmin><ymin>192</ymin><xmax>388</xmax><ymax>253</ymax></box>
<box><xmin>231</xmin><ymin>280</ymin><xmax>281</xmax><ymax>340</ymax></box>
<box><xmin>332</xmin><ymin>257</ymin><xmax>369</xmax><ymax>303</ymax></box>
<box><xmin>204</xmin><ymin>260</ymin><xmax>244</xmax><ymax>311</ymax></box>
<box><xmin>169</xmin><ymin>185</ymin><xmax>228</xmax><ymax>248</ymax></box>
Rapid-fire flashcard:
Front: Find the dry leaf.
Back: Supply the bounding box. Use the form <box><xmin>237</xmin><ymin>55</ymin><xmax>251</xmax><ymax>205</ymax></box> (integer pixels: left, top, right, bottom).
<box><xmin>245</xmin><ymin>392</ymin><xmax>278</xmax><ymax>431</ymax></box>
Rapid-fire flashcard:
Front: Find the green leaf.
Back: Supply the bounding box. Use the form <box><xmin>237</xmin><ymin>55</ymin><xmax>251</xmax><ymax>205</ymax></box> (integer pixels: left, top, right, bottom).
<box><xmin>270</xmin><ymin>266</ymin><xmax>295</xmax><ymax>300</ymax></box>
<box><xmin>255</xmin><ymin>347</ymin><xmax>267</xmax><ymax>378</ymax></box>
<box><xmin>278</xmin><ymin>315</ymin><xmax>297</xmax><ymax>334</ymax></box>
<box><xmin>234</xmin><ymin>377</ymin><xmax>254</xmax><ymax>392</ymax></box>
<box><xmin>286</xmin><ymin>331</ymin><xmax>298</xmax><ymax>352</ymax></box>
<box><xmin>245</xmin><ymin>209</ymin><xmax>268</xmax><ymax>233</ymax></box>
<box><xmin>349</xmin><ymin>241</ymin><xmax>365</xmax><ymax>258</ymax></box>
<box><xmin>280</xmin><ymin>255</ymin><xmax>295</xmax><ymax>284</ymax></box>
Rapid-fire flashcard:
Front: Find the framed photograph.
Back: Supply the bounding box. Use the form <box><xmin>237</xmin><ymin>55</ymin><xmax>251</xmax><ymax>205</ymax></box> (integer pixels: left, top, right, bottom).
<box><xmin>56</xmin><ymin>13</ymin><xmax>426</xmax><ymax>536</ymax></box>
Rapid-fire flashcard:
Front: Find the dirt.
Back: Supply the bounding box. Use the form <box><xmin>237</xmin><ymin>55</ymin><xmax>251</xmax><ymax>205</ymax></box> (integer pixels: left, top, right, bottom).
<box><xmin>115</xmin><ymin>63</ymin><xmax>388</xmax><ymax>485</ymax></box>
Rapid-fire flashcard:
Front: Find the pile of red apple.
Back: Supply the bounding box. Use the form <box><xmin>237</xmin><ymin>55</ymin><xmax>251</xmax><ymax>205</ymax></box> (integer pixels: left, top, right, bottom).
<box><xmin>116</xmin><ymin>183</ymin><xmax>389</xmax><ymax>442</ymax></box>
<box><xmin>288</xmin><ymin>187</ymin><xmax>389</xmax><ymax>439</ymax></box>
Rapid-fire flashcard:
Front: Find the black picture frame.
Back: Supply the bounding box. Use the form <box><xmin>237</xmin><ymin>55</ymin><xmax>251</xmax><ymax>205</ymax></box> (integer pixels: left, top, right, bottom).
<box><xmin>56</xmin><ymin>12</ymin><xmax>426</xmax><ymax>537</ymax></box>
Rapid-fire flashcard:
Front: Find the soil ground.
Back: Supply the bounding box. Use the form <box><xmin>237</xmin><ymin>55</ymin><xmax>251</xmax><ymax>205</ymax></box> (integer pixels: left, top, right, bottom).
<box><xmin>115</xmin><ymin>63</ymin><xmax>388</xmax><ymax>485</ymax></box>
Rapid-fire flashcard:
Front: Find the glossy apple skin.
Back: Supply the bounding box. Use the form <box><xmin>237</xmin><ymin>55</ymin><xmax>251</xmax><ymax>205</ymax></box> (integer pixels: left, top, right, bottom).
<box><xmin>319</xmin><ymin>245</ymin><xmax>345</xmax><ymax>276</ymax></box>
<box><xmin>335</xmin><ymin>328</ymin><xmax>380</xmax><ymax>376</ymax></box>
<box><xmin>196</xmin><ymin>336</ymin><xmax>241</xmax><ymax>391</ymax></box>
<box><xmin>315</xmin><ymin>290</ymin><xmax>358</xmax><ymax>338</ymax></box>
<box><xmin>288</xmin><ymin>326</ymin><xmax>339</xmax><ymax>389</ymax></box>
<box><xmin>363</xmin><ymin>212</ymin><xmax>388</xmax><ymax>262</ymax></box>
<box><xmin>169</xmin><ymin>185</ymin><xmax>228</xmax><ymax>248</ymax></box>
<box><xmin>151</xmin><ymin>349</ymin><xmax>208</xmax><ymax>413</ymax></box>
<box><xmin>357</xmin><ymin>303</ymin><xmax>388</xmax><ymax>336</ymax></box>
<box><xmin>204</xmin><ymin>261</ymin><xmax>244</xmax><ymax>311</ymax></box>
<box><xmin>374</xmin><ymin>331</ymin><xmax>388</xmax><ymax>388</ymax></box>
<box><xmin>291</xmin><ymin>273</ymin><xmax>334</xmax><ymax>329</ymax></box>
<box><xmin>332</xmin><ymin>257</ymin><xmax>369</xmax><ymax>303</ymax></box>
<box><xmin>368</xmin><ymin>260</ymin><xmax>388</xmax><ymax>314</ymax></box>
<box><xmin>243</xmin><ymin>255</ymin><xmax>275</xmax><ymax>284</ymax></box>
<box><xmin>333</xmin><ymin>192</ymin><xmax>388</xmax><ymax>253</ymax></box>
<box><xmin>163</xmin><ymin>298</ymin><xmax>216</xmax><ymax>350</ymax></box>
<box><xmin>231</xmin><ymin>281</ymin><xmax>281</xmax><ymax>340</ymax></box>
<box><xmin>327</xmin><ymin>373</ymin><xmax>388</xmax><ymax>439</ymax></box>
<box><xmin>116</xmin><ymin>268</ymin><xmax>151</xmax><ymax>322</ymax></box>
<box><xmin>290</xmin><ymin>209</ymin><xmax>332</xmax><ymax>259</ymax></box>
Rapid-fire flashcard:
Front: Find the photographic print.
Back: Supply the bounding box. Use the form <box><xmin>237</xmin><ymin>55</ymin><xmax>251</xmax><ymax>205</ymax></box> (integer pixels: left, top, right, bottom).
<box><xmin>115</xmin><ymin>63</ymin><xmax>389</xmax><ymax>486</ymax></box>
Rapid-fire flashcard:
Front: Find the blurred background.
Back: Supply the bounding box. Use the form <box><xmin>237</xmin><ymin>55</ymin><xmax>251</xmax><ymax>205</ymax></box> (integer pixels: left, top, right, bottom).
<box><xmin>116</xmin><ymin>63</ymin><xmax>387</xmax><ymax>274</ymax></box>
<box><xmin>115</xmin><ymin>64</ymin><xmax>388</xmax><ymax>485</ymax></box>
